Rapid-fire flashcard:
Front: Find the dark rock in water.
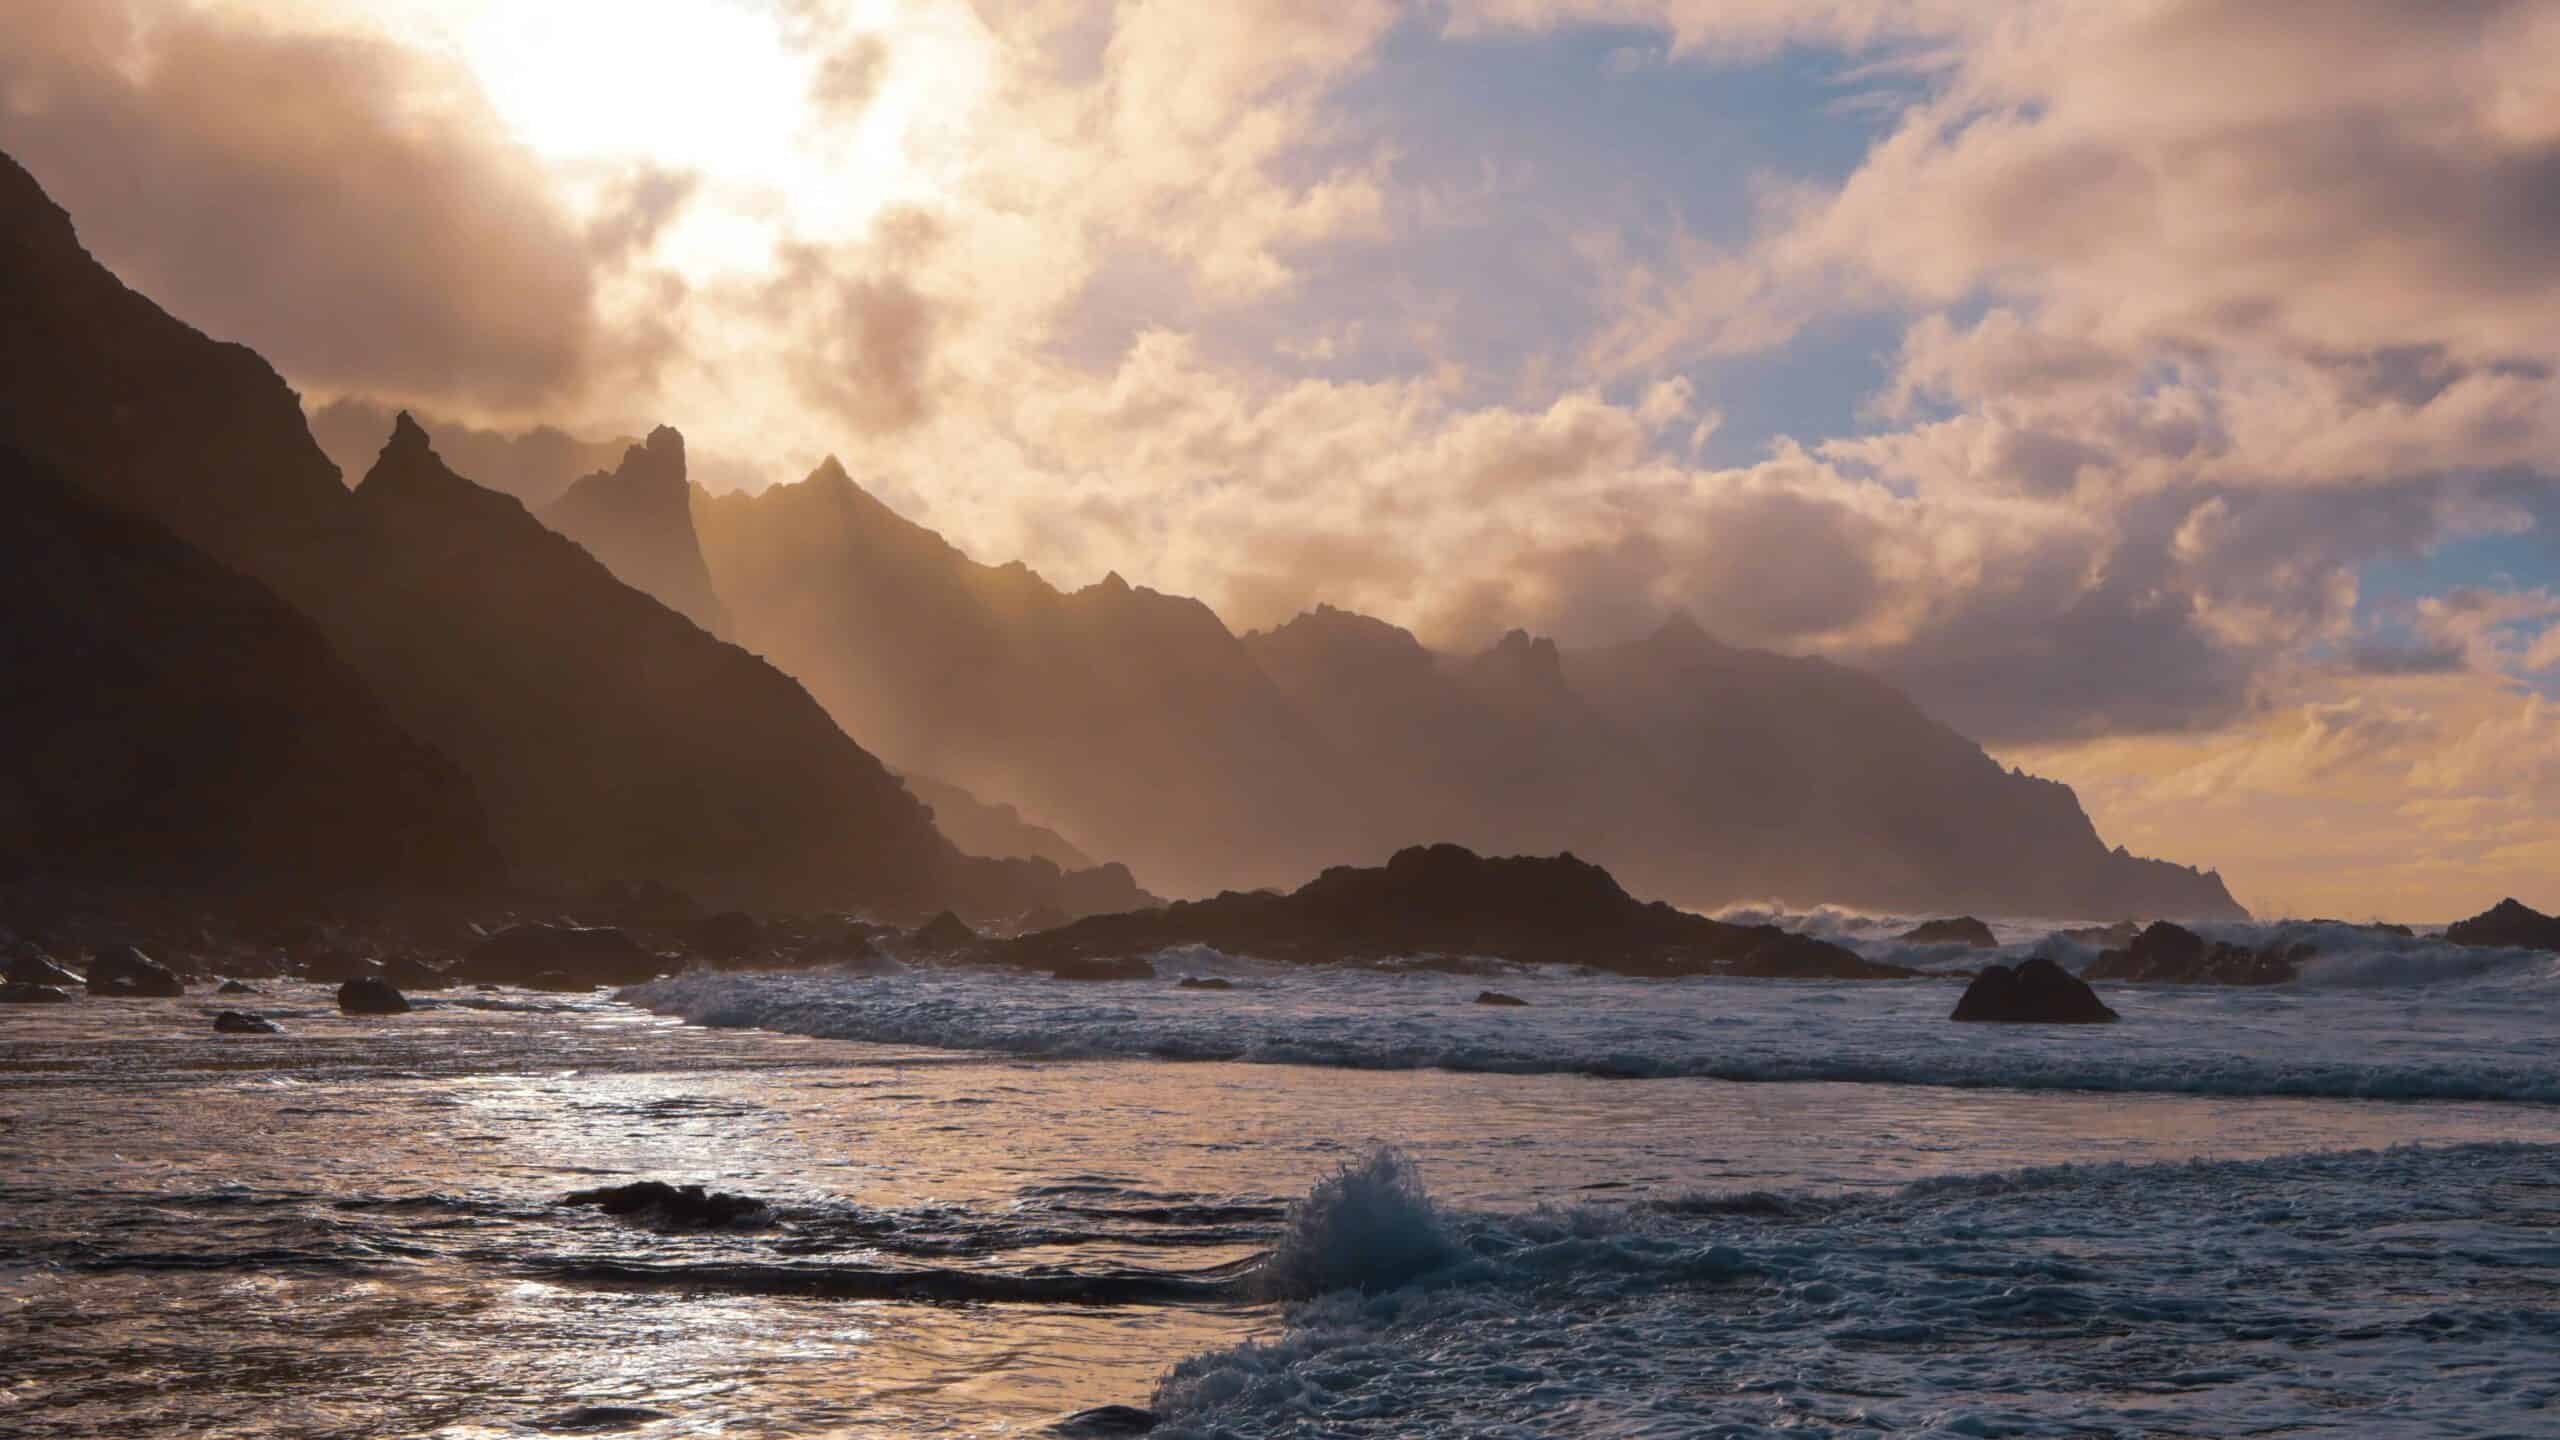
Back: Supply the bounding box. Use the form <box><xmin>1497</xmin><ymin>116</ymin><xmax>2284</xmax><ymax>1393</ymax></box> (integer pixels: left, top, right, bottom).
<box><xmin>216</xmin><ymin>979</ymin><xmax>259</xmax><ymax>995</ymax></box>
<box><xmin>910</xmin><ymin>910</ymin><xmax>977</xmax><ymax>951</ymax></box>
<box><xmin>0</xmin><ymin>981</ymin><xmax>69</xmax><ymax>1004</ymax></box>
<box><xmin>5</xmin><ymin>953</ymin><xmax>82</xmax><ymax>987</ymax></box>
<box><xmin>2056</xmin><ymin>920</ymin><xmax>2141</xmax><ymax>949</ymax></box>
<box><xmin>1475</xmin><ymin>990</ymin><xmax>1530</xmax><ymax>1006</ymax></box>
<box><xmin>688</xmin><ymin>909</ymin><xmax>762</xmax><ymax>959</ymax></box>
<box><xmin>992</xmin><ymin>845</ymin><xmax>1911</xmax><ymax>980</ymax></box>
<box><xmin>1175</xmin><ymin>976</ymin><xmax>1233</xmax><ymax>991</ymax></box>
<box><xmin>1051</xmin><ymin>1404</ymin><xmax>1158</xmax><ymax>1436</ymax></box>
<box><xmin>2083</xmin><ymin>921</ymin><xmax>2305</xmax><ymax>985</ymax></box>
<box><xmin>2445</xmin><ymin>898</ymin><xmax>2560</xmax><ymax>953</ymax></box>
<box><xmin>213</xmin><ymin>1010</ymin><xmax>281</xmax><ymax>1034</ymax></box>
<box><xmin>1051</xmin><ymin>954</ymin><xmax>1154</xmax><ymax>981</ymax></box>
<box><xmin>337</xmin><ymin>978</ymin><xmax>410</xmax><ymax>1014</ymax></box>
<box><xmin>86</xmin><ymin>946</ymin><xmax>184</xmax><ymax>997</ymax></box>
<box><xmin>1951</xmin><ymin>958</ymin><xmax>2117</xmax><ymax>1023</ymax></box>
<box><xmin>563</xmin><ymin>1181</ymin><xmax>769</xmax><ymax>1229</ymax></box>
<box><xmin>1899</xmin><ymin>916</ymin><xmax>1997</xmax><ymax>948</ymax></box>
<box><xmin>533</xmin><ymin>1405</ymin><xmax>673</xmax><ymax>1433</ymax></box>
<box><xmin>457</xmin><ymin>925</ymin><xmax>662</xmax><ymax>987</ymax></box>
<box><xmin>296</xmin><ymin>948</ymin><xmax>386</xmax><ymax>984</ymax></box>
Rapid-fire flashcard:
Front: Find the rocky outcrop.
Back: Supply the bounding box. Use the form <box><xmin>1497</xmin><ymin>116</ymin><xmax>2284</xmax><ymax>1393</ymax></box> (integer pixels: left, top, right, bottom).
<box><xmin>989</xmin><ymin>845</ymin><xmax>1912</xmax><ymax>980</ymax></box>
<box><xmin>213</xmin><ymin>1011</ymin><xmax>281</xmax><ymax>1034</ymax></box>
<box><xmin>85</xmin><ymin>947</ymin><xmax>184</xmax><ymax>997</ymax></box>
<box><xmin>457</xmin><ymin>925</ymin><xmax>663</xmax><ymax>989</ymax></box>
<box><xmin>540</xmin><ymin>427</ymin><xmax>732</xmax><ymax>637</ymax></box>
<box><xmin>1900</xmin><ymin>917</ymin><xmax>1998</xmax><ymax>948</ymax></box>
<box><xmin>1950</xmin><ymin>958</ymin><xmax>2118</xmax><ymax>1023</ymax></box>
<box><xmin>2083</xmin><ymin>922</ymin><xmax>2306</xmax><ymax>985</ymax></box>
<box><xmin>336</xmin><ymin>978</ymin><xmax>409</xmax><ymax>1014</ymax></box>
<box><xmin>2445</xmin><ymin>899</ymin><xmax>2560</xmax><ymax>953</ymax></box>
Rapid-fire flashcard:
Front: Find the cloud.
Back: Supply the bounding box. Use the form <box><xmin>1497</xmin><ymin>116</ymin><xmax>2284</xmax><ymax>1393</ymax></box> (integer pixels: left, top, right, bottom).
<box><xmin>0</xmin><ymin>0</ymin><xmax>622</xmax><ymax>416</ymax></box>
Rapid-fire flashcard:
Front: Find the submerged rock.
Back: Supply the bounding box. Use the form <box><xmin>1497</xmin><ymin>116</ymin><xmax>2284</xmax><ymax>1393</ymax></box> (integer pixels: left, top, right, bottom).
<box><xmin>993</xmin><ymin>845</ymin><xmax>1911</xmax><ymax>981</ymax></box>
<box><xmin>457</xmin><ymin>924</ymin><xmax>662</xmax><ymax>988</ymax></box>
<box><xmin>85</xmin><ymin>946</ymin><xmax>184</xmax><ymax>997</ymax></box>
<box><xmin>336</xmin><ymin>977</ymin><xmax>410</xmax><ymax>1015</ymax></box>
<box><xmin>562</xmin><ymin>1181</ymin><xmax>769</xmax><ymax>1229</ymax></box>
<box><xmin>2083</xmin><ymin>921</ymin><xmax>2305</xmax><ymax>985</ymax></box>
<box><xmin>213</xmin><ymin>1010</ymin><xmax>281</xmax><ymax>1034</ymax></box>
<box><xmin>1175</xmin><ymin>976</ymin><xmax>1233</xmax><ymax>991</ymax></box>
<box><xmin>0</xmin><ymin>981</ymin><xmax>70</xmax><ymax>1004</ymax></box>
<box><xmin>1474</xmin><ymin>990</ymin><xmax>1530</xmax><ymax>1006</ymax></box>
<box><xmin>1951</xmin><ymin>957</ymin><xmax>2117</xmax><ymax>1023</ymax></box>
<box><xmin>2445</xmin><ymin>898</ymin><xmax>2560</xmax><ymax>953</ymax></box>
<box><xmin>532</xmin><ymin>1405</ymin><xmax>673</xmax><ymax>1433</ymax></box>
<box><xmin>215</xmin><ymin>979</ymin><xmax>260</xmax><ymax>995</ymax></box>
<box><xmin>1899</xmin><ymin>916</ymin><xmax>1997</xmax><ymax>948</ymax></box>
<box><xmin>1051</xmin><ymin>1404</ymin><xmax>1158</xmax><ymax>1437</ymax></box>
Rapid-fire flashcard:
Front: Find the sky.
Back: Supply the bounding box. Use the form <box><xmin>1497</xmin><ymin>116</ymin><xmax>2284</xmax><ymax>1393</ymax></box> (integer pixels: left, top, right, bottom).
<box><xmin>4</xmin><ymin>0</ymin><xmax>2557</xmax><ymax>920</ymax></box>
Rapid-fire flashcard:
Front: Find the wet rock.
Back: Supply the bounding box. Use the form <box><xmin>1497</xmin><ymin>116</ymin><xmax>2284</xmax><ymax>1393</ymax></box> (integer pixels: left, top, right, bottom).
<box><xmin>1951</xmin><ymin>957</ymin><xmax>2118</xmax><ymax>1023</ymax></box>
<box><xmin>2083</xmin><ymin>921</ymin><xmax>2305</xmax><ymax>985</ymax></box>
<box><xmin>5</xmin><ymin>953</ymin><xmax>82</xmax><ymax>988</ymax></box>
<box><xmin>910</xmin><ymin>910</ymin><xmax>977</xmax><ymax>951</ymax></box>
<box><xmin>457</xmin><ymin>924</ymin><xmax>663</xmax><ymax>988</ymax></box>
<box><xmin>1175</xmin><ymin>976</ymin><xmax>1233</xmax><ymax>991</ymax></box>
<box><xmin>216</xmin><ymin>979</ymin><xmax>259</xmax><ymax>995</ymax></box>
<box><xmin>213</xmin><ymin>1010</ymin><xmax>281</xmax><ymax>1034</ymax></box>
<box><xmin>562</xmin><ymin>1181</ymin><xmax>769</xmax><ymax>1229</ymax></box>
<box><xmin>86</xmin><ymin>946</ymin><xmax>184</xmax><ymax>997</ymax></box>
<box><xmin>1899</xmin><ymin>916</ymin><xmax>1997</xmax><ymax>948</ymax></box>
<box><xmin>533</xmin><ymin>1405</ymin><xmax>673</xmax><ymax>1433</ymax></box>
<box><xmin>1050</xmin><ymin>954</ymin><xmax>1154</xmax><ymax>981</ymax></box>
<box><xmin>0</xmin><ymin>981</ymin><xmax>70</xmax><ymax>1003</ymax></box>
<box><xmin>2445</xmin><ymin>898</ymin><xmax>2560</xmax><ymax>953</ymax></box>
<box><xmin>687</xmin><ymin>909</ymin><xmax>762</xmax><ymax>959</ymax></box>
<box><xmin>1474</xmin><ymin>990</ymin><xmax>1530</xmax><ymax>1006</ymax></box>
<box><xmin>1052</xmin><ymin>1404</ymin><xmax>1158</xmax><ymax>1436</ymax></box>
<box><xmin>336</xmin><ymin>977</ymin><xmax>410</xmax><ymax>1014</ymax></box>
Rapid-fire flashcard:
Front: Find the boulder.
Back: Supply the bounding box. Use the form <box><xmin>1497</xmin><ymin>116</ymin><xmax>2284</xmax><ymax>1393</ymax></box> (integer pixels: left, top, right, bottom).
<box><xmin>1052</xmin><ymin>1404</ymin><xmax>1158</xmax><ymax>1437</ymax></box>
<box><xmin>1474</xmin><ymin>990</ymin><xmax>1530</xmax><ymax>1006</ymax></box>
<box><xmin>5</xmin><ymin>953</ymin><xmax>83</xmax><ymax>988</ymax></box>
<box><xmin>0</xmin><ymin>981</ymin><xmax>70</xmax><ymax>1003</ymax></box>
<box><xmin>337</xmin><ymin>977</ymin><xmax>410</xmax><ymax>1014</ymax></box>
<box><xmin>456</xmin><ymin>925</ymin><xmax>663</xmax><ymax>988</ymax></box>
<box><xmin>1899</xmin><ymin>916</ymin><xmax>1998</xmax><ymax>948</ymax></box>
<box><xmin>1175</xmin><ymin>976</ymin><xmax>1233</xmax><ymax>991</ymax></box>
<box><xmin>1951</xmin><ymin>958</ymin><xmax>2118</xmax><ymax>1023</ymax></box>
<box><xmin>2083</xmin><ymin>921</ymin><xmax>2305</xmax><ymax>985</ymax></box>
<box><xmin>562</xmin><ymin>1180</ymin><xmax>769</xmax><ymax>1229</ymax></box>
<box><xmin>85</xmin><ymin>946</ymin><xmax>184</xmax><ymax>997</ymax></box>
<box><xmin>213</xmin><ymin>1010</ymin><xmax>281</xmax><ymax>1034</ymax></box>
<box><xmin>216</xmin><ymin>979</ymin><xmax>260</xmax><ymax>995</ymax></box>
<box><xmin>2444</xmin><ymin>898</ymin><xmax>2560</xmax><ymax>953</ymax></box>
<box><xmin>910</xmin><ymin>911</ymin><xmax>977</xmax><ymax>951</ymax></box>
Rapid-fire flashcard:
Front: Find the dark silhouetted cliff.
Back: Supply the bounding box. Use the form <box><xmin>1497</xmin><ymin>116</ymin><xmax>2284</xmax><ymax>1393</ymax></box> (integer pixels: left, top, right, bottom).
<box><xmin>310</xmin><ymin>397</ymin><xmax>627</xmax><ymax>509</ymax></box>
<box><xmin>0</xmin><ymin>445</ymin><xmax>499</xmax><ymax>894</ymax></box>
<box><xmin>540</xmin><ymin>426</ymin><xmax>732</xmax><ymax>637</ymax></box>
<box><xmin>0</xmin><ymin>149</ymin><xmax>1142</xmax><ymax>921</ymax></box>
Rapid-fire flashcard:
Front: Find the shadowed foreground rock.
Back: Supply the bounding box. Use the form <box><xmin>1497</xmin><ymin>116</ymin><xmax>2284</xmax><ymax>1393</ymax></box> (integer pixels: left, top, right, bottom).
<box><xmin>563</xmin><ymin>1181</ymin><xmax>770</xmax><ymax>1229</ymax></box>
<box><xmin>85</xmin><ymin>947</ymin><xmax>183</xmax><ymax>997</ymax></box>
<box><xmin>457</xmin><ymin>925</ymin><xmax>664</xmax><ymax>989</ymax></box>
<box><xmin>337</xmin><ymin>978</ymin><xmax>410</xmax><ymax>1014</ymax></box>
<box><xmin>1951</xmin><ymin>958</ymin><xmax>2118</xmax><ymax>1023</ymax></box>
<box><xmin>2084</xmin><ymin>922</ymin><xmax>2306</xmax><ymax>985</ymax></box>
<box><xmin>990</xmin><ymin>845</ymin><xmax>1909</xmax><ymax>980</ymax></box>
<box><xmin>1899</xmin><ymin>916</ymin><xmax>1997</xmax><ymax>948</ymax></box>
<box><xmin>2445</xmin><ymin>899</ymin><xmax>2560</xmax><ymax>953</ymax></box>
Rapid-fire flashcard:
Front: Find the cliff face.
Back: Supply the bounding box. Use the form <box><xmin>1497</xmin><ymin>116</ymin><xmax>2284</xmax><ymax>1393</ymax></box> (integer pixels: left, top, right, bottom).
<box><xmin>693</xmin><ymin>467</ymin><xmax>2242</xmax><ymax>917</ymax></box>
<box><xmin>0</xmin><ymin>445</ymin><xmax>499</xmax><ymax>895</ymax></box>
<box><xmin>540</xmin><ymin>427</ymin><xmax>732</xmax><ymax>637</ymax></box>
<box><xmin>0</xmin><ymin>149</ymin><xmax>1141</xmax><ymax>920</ymax></box>
<box><xmin>693</xmin><ymin>463</ymin><xmax>1372</xmax><ymax>896</ymax></box>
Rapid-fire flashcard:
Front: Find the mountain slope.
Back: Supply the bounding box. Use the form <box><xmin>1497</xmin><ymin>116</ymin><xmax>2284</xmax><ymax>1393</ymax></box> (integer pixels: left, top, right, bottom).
<box><xmin>693</xmin><ymin>462</ymin><xmax>1372</xmax><ymax>895</ymax></box>
<box><xmin>0</xmin><ymin>444</ymin><xmax>499</xmax><ymax>895</ymax></box>
<box><xmin>540</xmin><ymin>426</ymin><xmax>732</xmax><ymax>637</ymax></box>
<box><xmin>0</xmin><ymin>148</ymin><xmax>1140</xmax><ymax>920</ymax></box>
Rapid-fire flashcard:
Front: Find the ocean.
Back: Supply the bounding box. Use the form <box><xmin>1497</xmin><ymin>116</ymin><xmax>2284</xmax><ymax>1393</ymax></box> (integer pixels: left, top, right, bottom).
<box><xmin>4</xmin><ymin>917</ymin><xmax>2556</xmax><ymax>1437</ymax></box>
